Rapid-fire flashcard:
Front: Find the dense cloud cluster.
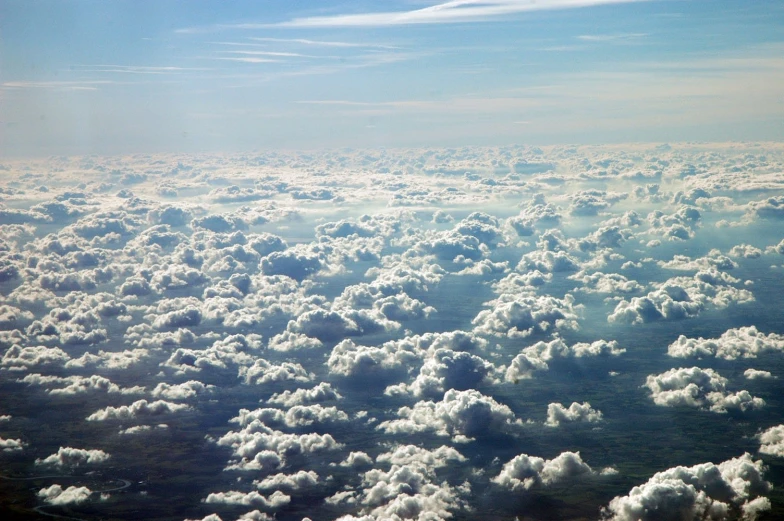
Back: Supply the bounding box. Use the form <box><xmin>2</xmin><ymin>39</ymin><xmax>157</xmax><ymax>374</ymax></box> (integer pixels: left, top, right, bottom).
<box><xmin>1</xmin><ymin>143</ymin><xmax>783</xmax><ymax>520</ymax></box>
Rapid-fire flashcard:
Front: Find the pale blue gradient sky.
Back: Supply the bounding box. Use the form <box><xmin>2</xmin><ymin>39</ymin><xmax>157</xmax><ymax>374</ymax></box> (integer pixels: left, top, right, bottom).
<box><xmin>1</xmin><ymin>0</ymin><xmax>783</xmax><ymax>156</ymax></box>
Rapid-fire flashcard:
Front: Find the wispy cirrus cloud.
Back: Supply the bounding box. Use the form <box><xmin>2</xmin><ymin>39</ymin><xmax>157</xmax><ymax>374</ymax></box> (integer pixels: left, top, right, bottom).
<box><xmin>68</xmin><ymin>65</ymin><xmax>211</xmax><ymax>74</ymax></box>
<box><xmin>1</xmin><ymin>80</ymin><xmax>116</xmax><ymax>91</ymax></box>
<box><xmin>248</xmin><ymin>37</ymin><xmax>400</xmax><ymax>50</ymax></box>
<box><xmin>271</xmin><ymin>0</ymin><xmax>650</xmax><ymax>28</ymax></box>
<box><xmin>577</xmin><ymin>33</ymin><xmax>649</xmax><ymax>42</ymax></box>
<box><xmin>174</xmin><ymin>0</ymin><xmax>649</xmax><ymax>32</ymax></box>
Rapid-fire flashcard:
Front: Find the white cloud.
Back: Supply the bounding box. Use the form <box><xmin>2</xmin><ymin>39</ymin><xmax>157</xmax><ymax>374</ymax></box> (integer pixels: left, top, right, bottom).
<box><xmin>87</xmin><ymin>399</ymin><xmax>191</xmax><ymax>421</ymax></box>
<box><xmin>0</xmin><ymin>436</ymin><xmax>25</xmax><ymax>452</ymax></box>
<box><xmin>38</xmin><ymin>484</ymin><xmax>93</xmax><ymax>505</ymax></box>
<box><xmin>273</xmin><ymin>1</ymin><xmax>647</xmax><ymax>28</ymax></box>
<box><xmin>493</xmin><ymin>451</ymin><xmax>598</xmax><ymax>491</ymax></box>
<box><xmin>758</xmin><ymin>425</ymin><xmax>784</xmax><ymax>457</ymax></box>
<box><xmin>667</xmin><ymin>326</ymin><xmax>784</xmax><ymax>360</ymax></box>
<box><xmin>601</xmin><ymin>453</ymin><xmax>771</xmax><ymax>520</ymax></box>
<box><xmin>203</xmin><ymin>490</ymin><xmax>291</xmax><ymax>510</ymax></box>
<box><xmin>377</xmin><ymin>389</ymin><xmax>523</xmax><ymax>440</ymax></box>
<box><xmin>545</xmin><ymin>402</ymin><xmax>603</xmax><ymax>427</ymax></box>
<box><xmin>36</xmin><ymin>447</ymin><xmax>110</xmax><ymax>467</ymax></box>
<box><xmin>644</xmin><ymin>367</ymin><xmax>765</xmax><ymax>413</ymax></box>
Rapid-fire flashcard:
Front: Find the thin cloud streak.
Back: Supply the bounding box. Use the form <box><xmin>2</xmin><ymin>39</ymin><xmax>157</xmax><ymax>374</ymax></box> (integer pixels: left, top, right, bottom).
<box><xmin>577</xmin><ymin>33</ymin><xmax>649</xmax><ymax>41</ymax></box>
<box><xmin>249</xmin><ymin>37</ymin><xmax>400</xmax><ymax>50</ymax></box>
<box><xmin>68</xmin><ymin>65</ymin><xmax>213</xmax><ymax>74</ymax></box>
<box><xmin>272</xmin><ymin>0</ymin><xmax>650</xmax><ymax>28</ymax></box>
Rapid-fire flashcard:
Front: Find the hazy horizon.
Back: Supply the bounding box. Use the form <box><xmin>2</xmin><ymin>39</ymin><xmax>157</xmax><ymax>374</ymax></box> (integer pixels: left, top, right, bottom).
<box><xmin>2</xmin><ymin>0</ymin><xmax>784</xmax><ymax>156</ymax></box>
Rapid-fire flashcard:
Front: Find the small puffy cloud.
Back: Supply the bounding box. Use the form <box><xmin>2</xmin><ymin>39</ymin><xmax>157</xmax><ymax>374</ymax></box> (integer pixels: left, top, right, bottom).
<box><xmin>545</xmin><ymin>402</ymin><xmax>603</xmax><ymax>427</ymax></box>
<box><xmin>191</xmin><ymin>214</ymin><xmax>247</xmax><ymax>233</ymax></box>
<box><xmin>377</xmin><ymin>389</ymin><xmax>522</xmax><ymax>439</ymax></box>
<box><xmin>571</xmin><ymin>271</ymin><xmax>644</xmax><ymax>294</ymax></box>
<box><xmin>472</xmin><ymin>293</ymin><xmax>579</xmax><ymax>338</ymax></box>
<box><xmin>729</xmin><ymin>244</ymin><xmax>763</xmax><ymax>259</ymax></box>
<box><xmin>38</xmin><ymin>484</ymin><xmax>92</xmax><ymax>505</ymax></box>
<box><xmin>288</xmin><ymin>308</ymin><xmax>397</xmax><ymax>342</ymax></box>
<box><xmin>162</xmin><ymin>334</ymin><xmax>262</xmax><ymax>375</ymax></box>
<box><xmin>339</xmin><ymin>451</ymin><xmax>374</xmax><ymax>469</ymax></box>
<box><xmin>758</xmin><ymin>425</ymin><xmax>784</xmax><ymax>457</ymax></box>
<box><xmin>0</xmin><ymin>437</ymin><xmax>25</xmax><ymax>452</ymax></box>
<box><xmin>327</xmin><ymin>338</ymin><xmax>420</xmax><ymax>378</ymax></box>
<box><xmin>267</xmin><ymin>382</ymin><xmax>342</xmax><ymax>408</ymax></box>
<box><xmin>1</xmin><ymin>345</ymin><xmax>69</xmax><ymax>371</ymax></box>
<box><xmin>147</xmin><ymin>205</ymin><xmax>193</xmax><ymax>227</ymax></box>
<box><xmin>667</xmin><ymin>326</ymin><xmax>784</xmax><ymax>360</ymax></box>
<box><xmin>493</xmin><ymin>451</ymin><xmax>597</xmax><ymax>491</ymax></box>
<box><xmin>152</xmin><ymin>305</ymin><xmax>202</xmax><ymax>330</ymax></box>
<box><xmin>208</xmin><ymin>185</ymin><xmax>274</xmax><ymax>203</ymax></box>
<box><xmin>745</xmin><ymin>369</ymin><xmax>775</xmax><ymax>380</ymax></box>
<box><xmin>239</xmin><ymin>359</ymin><xmax>312</xmax><ymax>385</ymax></box>
<box><xmin>569</xmin><ymin>190</ymin><xmax>627</xmax><ymax>216</ymax></box>
<box><xmin>86</xmin><ymin>399</ymin><xmax>190</xmax><ymax>421</ymax></box>
<box><xmin>658</xmin><ymin>249</ymin><xmax>737</xmax><ymax>271</ymax></box>
<box><xmin>254</xmin><ymin>470</ymin><xmax>319</xmax><ymax>491</ymax></box>
<box><xmin>644</xmin><ymin>367</ymin><xmax>764</xmax><ymax>413</ymax></box>
<box><xmin>203</xmin><ymin>490</ymin><xmax>291</xmax><ymax>510</ymax></box>
<box><xmin>36</xmin><ymin>447</ymin><xmax>110</xmax><ymax>468</ymax></box>
<box><xmin>266</xmin><ymin>331</ymin><xmax>323</xmax><ymax>352</ymax></box>
<box><xmin>376</xmin><ymin>445</ymin><xmax>466</xmax><ymax>468</ymax></box>
<box><xmin>119</xmin><ymin>424</ymin><xmax>168</xmax><ymax>436</ymax></box>
<box><xmin>747</xmin><ymin>195</ymin><xmax>784</xmax><ymax>220</ymax></box>
<box><xmin>283</xmin><ymin>404</ymin><xmax>349</xmax><ymax>427</ymax></box>
<box><xmin>601</xmin><ymin>453</ymin><xmax>770</xmax><ymax>521</ymax></box>
<box><xmin>151</xmin><ymin>380</ymin><xmax>215</xmax><ymax>400</ymax></box>
<box><xmin>505</xmin><ymin>338</ymin><xmax>624</xmax><ymax>382</ymax></box>
<box><xmin>766</xmin><ymin>238</ymin><xmax>784</xmax><ymax>255</ymax></box>
<box><xmin>19</xmin><ymin>373</ymin><xmax>141</xmax><ymax>396</ymax></box>
<box><xmin>518</xmin><ymin>249</ymin><xmax>580</xmax><ymax>273</ymax></box>
<box><xmin>260</xmin><ymin>250</ymin><xmax>322</xmax><ymax>281</ymax></box>
<box><xmin>385</xmin><ymin>348</ymin><xmax>497</xmax><ymax>399</ymax></box>
<box><xmin>216</xmin><ymin>424</ymin><xmax>342</xmax><ymax>471</ymax></box>
<box><xmin>608</xmin><ymin>271</ymin><xmax>753</xmax><ymax>325</ymax></box>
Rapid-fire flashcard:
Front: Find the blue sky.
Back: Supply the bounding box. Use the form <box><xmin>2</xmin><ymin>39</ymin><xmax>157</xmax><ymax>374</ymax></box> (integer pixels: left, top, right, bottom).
<box><xmin>1</xmin><ymin>0</ymin><xmax>783</xmax><ymax>156</ymax></box>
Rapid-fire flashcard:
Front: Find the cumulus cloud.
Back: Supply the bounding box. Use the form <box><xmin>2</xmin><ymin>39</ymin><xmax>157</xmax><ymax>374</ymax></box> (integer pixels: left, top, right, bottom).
<box><xmin>151</xmin><ymin>380</ymin><xmax>215</xmax><ymax>400</ymax></box>
<box><xmin>505</xmin><ymin>337</ymin><xmax>624</xmax><ymax>382</ymax></box>
<box><xmin>204</xmin><ymin>490</ymin><xmax>290</xmax><ymax>510</ymax></box>
<box><xmin>644</xmin><ymin>367</ymin><xmax>764</xmax><ymax>413</ymax></box>
<box><xmin>545</xmin><ymin>402</ymin><xmax>603</xmax><ymax>427</ymax></box>
<box><xmin>493</xmin><ymin>451</ymin><xmax>599</xmax><ymax>491</ymax></box>
<box><xmin>0</xmin><ymin>436</ymin><xmax>25</xmax><ymax>452</ymax></box>
<box><xmin>472</xmin><ymin>293</ymin><xmax>579</xmax><ymax>338</ymax></box>
<box><xmin>385</xmin><ymin>348</ymin><xmax>497</xmax><ymax>399</ymax></box>
<box><xmin>87</xmin><ymin>399</ymin><xmax>191</xmax><ymax>421</ymax></box>
<box><xmin>3</xmin><ymin>144</ymin><xmax>784</xmax><ymax>521</ymax></box>
<box><xmin>254</xmin><ymin>470</ymin><xmax>319</xmax><ymax>491</ymax></box>
<box><xmin>37</xmin><ymin>484</ymin><xmax>93</xmax><ymax>505</ymax></box>
<box><xmin>267</xmin><ymin>382</ymin><xmax>342</xmax><ymax>408</ymax></box>
<box><xmin>668</xmin><ymin>326</ymin><xmax>784</xmax><ymax>360</ymax></box>
<box><xmin>758</xmin><ymin>425</ymin><xmax>784</xmax><ymax>457</ymax></box>
<box><xmin>609</xmin><ymin>270</ymin><xmax>753</xmax><ymax>324</ymax></box>
<box><xmin>36</xmin><ymin>447</ymin><xmax>110</xmax><ymax>468</ymax></box>
<box><xmin>377</xmin><ymin>389</ymin><xmax>523</xmax><ymax>440</ymax></box>
<box><xmin>601</xmin><ymin>453</ymin><xmax>770</xmax><ymax>520</ymax></box>
<box><xmin>745</xmin><ymin>369</ymin><xmax>775</xmax><ymax>380</ymax></box>
<box><xmin>239</xmin><ymin>359</ymin><xmax>313</xmax><ymax>385</ymax></box>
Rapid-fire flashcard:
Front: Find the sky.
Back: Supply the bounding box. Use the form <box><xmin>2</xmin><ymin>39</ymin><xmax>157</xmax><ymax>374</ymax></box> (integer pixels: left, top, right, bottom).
<box><xmin>1</xmin><ymin>0</ymin><xmax>784</xmax><ymax>155</ymax></box>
